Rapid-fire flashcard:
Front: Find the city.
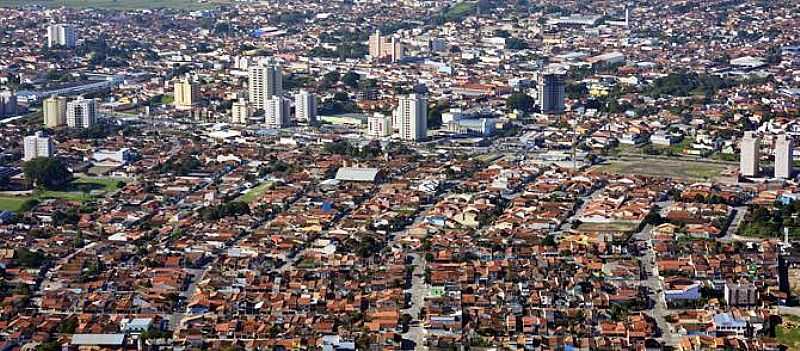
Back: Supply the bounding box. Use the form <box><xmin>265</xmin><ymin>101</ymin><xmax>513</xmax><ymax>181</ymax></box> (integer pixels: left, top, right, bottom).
<box><xmin>0</xmin><ymin>0</ymin><xmax>799</xmax><ymax>350</ymax></box>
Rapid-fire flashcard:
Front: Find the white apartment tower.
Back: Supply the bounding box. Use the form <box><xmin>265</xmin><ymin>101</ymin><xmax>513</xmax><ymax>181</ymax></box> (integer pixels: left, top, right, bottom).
<box><xmin>248</xmin><ymin>63</ymin><xmax>283</xmax><ymax>111</ymax></box>
<box><xmin>265</xmin><ymin>96</ymin><xmax>290</xmax><ymax>128</ymax></box>
<box><xmin>43</xmin><ymin>96</ymin><xmax>67</xmax><ymax>128</ymax></box>
<box><xmin>47</xmin><ymin>24</ymin><xmax>76</xmax><ymax>48</ymax></box>
<box><xmin>397</xmin><ymin>94</ymin><xmax>427</xmax><ymax>141</ymax></box>
<box><xmin>775</xmin><ymin>134</ymin><xmax>794</xmax><ymax>179</ymax></box>
<box><xmin>230</xmin><ymin>99</ymin><xmax>252</xmax><ymax>124</ymax></box>
<box><xmin>66</xmin><ymin>98</ymin><xmax>97</xmax><ymax>129</ymax></box>
<box><xmin>23</xmin><ymin>131</ymin><xmax>55</xmax><ymax>161</ymax></box>
<box><xmin>740</xmin><ymin>131</ymin><xmax>760</xmax><ymax>177</ymax></box>
<box><xmin>368</xmin><ymin>113</ymin><xmax>392</xmax><ymax>138</ymax></box>
<box><xmin>294</xmin><ymin>90</ymin><xmax>317</xmax><ymax>124</ymax></box>
<box><xmin>539</xmin><ymin>69</ymin><xmax>566</xmax><ymax>114</ymax></box>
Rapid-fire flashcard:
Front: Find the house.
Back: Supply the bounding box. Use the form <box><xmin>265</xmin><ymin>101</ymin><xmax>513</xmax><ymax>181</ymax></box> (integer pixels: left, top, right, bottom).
<box><xmin>712</xmin><ymin>313</ymin><xmax>747</xmax><ymax>336</ymax></box>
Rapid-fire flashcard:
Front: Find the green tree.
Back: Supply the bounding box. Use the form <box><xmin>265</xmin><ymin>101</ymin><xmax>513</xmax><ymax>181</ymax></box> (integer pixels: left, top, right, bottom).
<box><xmin>342</xmin><ymin>71</ymin><xmax>360</xmax><ymax>88</ymax></box>
<box><xmin>23</xmin><ymin>157</ymin><xmax>72</xmax><ymax>189</ymax></box>
<box><xmin>506</xmin><ymin>92</ymin><xmax>535</xmax><ymax>112</ymax></box>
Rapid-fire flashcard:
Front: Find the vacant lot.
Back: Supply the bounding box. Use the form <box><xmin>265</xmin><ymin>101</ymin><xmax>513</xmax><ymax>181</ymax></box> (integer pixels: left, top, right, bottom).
<box><xmin>593</xmin><ymin>159</ymin><xmax>731</xmax><ymax>181</ymax></box>
<box><xmin>0</xmin><ymin>176</ymin><xmax>123</xmax><ymax>212</ymax></box>
<box><xmin>0</xmin><ymin>0</ymin><xmax>228</xmax><ymax>10</ymax></box>
<box><xmin>236</xmin><ymin>181</ymin><xmax>274</xmax><ymax>204</ymax></box>
<box><xmin>0</xmin><ymin>197</ymin><xmax>29</xmax><ymax>212</ymax></box>
<box><xmin>577</xmin><ymin>221</ymin><xmax>640</xmax><ymax>234</ymax></box>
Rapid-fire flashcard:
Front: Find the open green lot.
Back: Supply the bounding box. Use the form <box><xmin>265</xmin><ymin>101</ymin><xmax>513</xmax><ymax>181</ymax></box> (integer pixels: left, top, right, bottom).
<box><xmin>577</xmin><ymin>221</ymin><xmax>640</xmax><ymax>234</ymax></box>
<box><xmin>777</xmin><ymin>315</ymin><xmax>800</xmax><ymax>350</ymax></box>
<box><xmin>0</xmin><ymin>0</ymin><xmax>229</xmax><ymax>10</ymax></box>
<box><xmin>236</xmin><ymin>181</ymin><xmax>274</xmax><ymax>203</ymax></box>
<box><xmin>0</xmin><ymin>176</ymin><xmax>123</xmax><ymax>212</ymax></box>
<box><xmin>593</xmin><ymin>159</ymin><xmax>730</xmax><ymax>181</ymax></box>
<box><xmin>0</xmin><ymin>197</ymin><xmax>29</xmax><ymax>212</ymax></box>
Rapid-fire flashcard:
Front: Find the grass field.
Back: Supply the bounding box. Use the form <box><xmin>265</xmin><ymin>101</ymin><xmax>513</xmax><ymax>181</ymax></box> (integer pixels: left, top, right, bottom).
<box><xmin>236</xmin><ymin>181</ymin><xmax>274</xmax><ymax>203</ymax></box>
<box><xmin>577</xmin><ymin>222</ymin><xmax>640</xmax><ymax>233</ymax></box>
<box><xmin>777</xmin><ymin>315</ymin><xmax>800</xmax><ymax>350</ymax></box>
<box><xmin>594</xmin><ymin>159</ymin><xmax>730</xmax><ymax>181</ymax></box>
<box><xmin>0</xmin><ymin>0</ymin><xmax>229</xmax><ymax>10</ymax></box>
<box><xmin>0</xmin><ymin>176</ymin><xmax>123</xmax><ymax>212</ymax></box>
<box><xmin>0</xmin><ymin>197</ymin><xmax>29</xmax><ymax>212</ymax></box>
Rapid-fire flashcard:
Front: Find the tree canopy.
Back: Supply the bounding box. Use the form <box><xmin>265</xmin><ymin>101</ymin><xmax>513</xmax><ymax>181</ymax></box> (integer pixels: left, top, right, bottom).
<box><xmin>23</xmin><ymin>157</ymin><xmax>71</xmax><ymax>189</ymax></box>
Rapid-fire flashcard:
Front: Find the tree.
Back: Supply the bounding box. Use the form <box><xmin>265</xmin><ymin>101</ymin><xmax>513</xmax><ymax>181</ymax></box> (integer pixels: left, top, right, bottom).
<box><xmin>342</xmin><ymin>71</ymin><xmax>360</xmax><ymax>88</ymax></box>
<box><xmin>23</xmin><ymin>157</ymin><xmax>71</xmax><ymax>189</ymax></box>
<box><xmin>506</xmin><ymin>92</ymin><xmax>535</xmax><ymax>112</ymax></box>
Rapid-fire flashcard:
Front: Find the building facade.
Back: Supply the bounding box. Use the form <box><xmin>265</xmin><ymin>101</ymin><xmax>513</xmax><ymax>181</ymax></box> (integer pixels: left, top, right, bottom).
<box><xmin>397</xmin><ymin>94</ymin><xmax>427</xmax><ymax>141</ymax></box>
<box><xmin>294</xmin><ymin>90</ymin><xmax>317</xmax><ymax>125</ymax></box>
<box><xmin>43</xmin><ymin>96</ymin><xmax>67</xmax><ymax>128</ymax></box>
<box><xmin>248</xmin><ymin>64</ymin><xmax>283</xmax><ymax>111</ymax></box>
<box><xmin>265</xmin><ymin>96</ymin><xmax>290</xmax><ymax>129</ymax></box>
<box><xmin>23</xmin><ymin>131</ymin><xmax>55</xmax><ymax>161</ymax></box>
<box><xmin>369</xmin><ymin>30</ymin><xmax>404</xmax><ymax>62</ymax></box>
<box><xmin>230</xmin><ymin>99</ymin><xmax>252</xmax><ymax>124</ymax></box>
<box><xmin>740</xmin><ymin>131</ymin><xmax>760</xmax><ymax>177</ymax></box>
<box><xmin>0</xmin><ymin>91</ymin><xmax>17</xmax><ymax>118</ymax></box>
<box><xmin>174</xmin><ymin>79</ymin><xmax>199</xmax><ymax>110</ymax></box>
<box><xmin>538</xmin><ymin>69</ymin><xmax>566</xmax><ymax>114</ymax></box>
<box><xmin>368</xmin><ymin>113</ymin><xmax>392</xmax><ymax>137</ymax></box>
<box><xmin>775</xmin><ymin>134</ymin><xmax>794</xmax><ymax>179</ymax></box>
<box><xmin>66</xmin><ymin>98</ymin><xmax>97</xmax><ymax>129</ymax></box>
<box><xmin>47</xmin><ymin>24</ymin><xmax>76</xmax><ymax>48</ymax></box>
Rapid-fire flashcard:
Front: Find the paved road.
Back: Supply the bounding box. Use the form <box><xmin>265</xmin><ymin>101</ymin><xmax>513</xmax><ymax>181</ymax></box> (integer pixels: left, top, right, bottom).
<box><xmin>720</xmin><ymin>206</ymin><xmax>749</xmax><ymax>242</ymax></box>
<box><xmin>636</xmin><ymin>223</ymin><xmax>681</xmax><ymax>347</ymax></box>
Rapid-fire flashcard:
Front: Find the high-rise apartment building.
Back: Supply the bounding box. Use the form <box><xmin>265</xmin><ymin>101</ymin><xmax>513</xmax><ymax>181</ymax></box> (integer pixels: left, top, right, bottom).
<box><xmin>43</xmin><ymin>96</ymin><xmax>67</xmax><ymax>128</ymax></box>
<box><xmin>66</xmin><ymin>98</ymin><xmax>97</xmax><ymax>129</ymax></box>
<box><xmin>740</xmin><ymin>131</ymin><xmax>760</xmax><ymax>177</ymax></box>
<box><xmin>538</xmin><ymin>69</ymin><xmax>566</xmax><ymax>114</ymax></box>
<box><xmin>0</xmin><ymin>91</ymin><xmax>17</xmax><ymax>117</ymax></box>
<box><xmin>23</xmin><ymin>131</ymin><xmax>55</xmax><ymax>161</ymax></box>
<box><xmin>264</xmin><ymin>96</ymin><xmax>290</xmax><ymax>128</ymax></box>
<box><xmin>368</xmin><ymin>113</ymin><xmax>392</xmax><ymax>137</ymax></box>
<box><xmin>294</xmin><ymin>90</ymin><xmax>317</xmax><ymax>125</ymax></box>
<box><xmin>47</xmin><ymin>24</ymin><xmax>76</xmax><ymax>48</ymax></box>
<box><xmin>174</xmin><ymin>78</ymin><xmax>199</xmax><ymax>110</ymax></box>
<box><xmin>230</xmin><ymin>99</ymin><xmax>252</xmax><ymax>124</ymax></box>
<box><xmin>369</xmin><ymin>30</ymin><xmax>404</xmax><ymax>62</ymax></box>
<box><xmin>248</xmin><ymin>63</ymin><xmax>283</xmax><ymax>111</ymax></box>
<box><xmin>397</xmin><ymin>94</ymin><xmax>427</xmax><ymax>141</ymax></box>
<box><xmin>775</xmin><ymin>134</ymin><xmax>794</xmax><ymax>179</ymax></box>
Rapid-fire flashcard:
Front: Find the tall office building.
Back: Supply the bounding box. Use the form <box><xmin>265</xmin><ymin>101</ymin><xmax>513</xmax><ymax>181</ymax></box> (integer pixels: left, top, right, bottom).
<box><xmin>230</xmin><ymin>99</ymin><xmax>252</xmax><ymax>124</ymax></box>
<box><xmin>294</xmin><ymin>90</ymin><xmax>317</xmax><ymax>124</ymax></box>
<box><xmin>66</xmin><ymin>98</ymin><xmax>97</xmax><ymax>129</ymax></box>
<box><xmin>23</xmin><ymin>131</ymin><xmax>55</xmax><ymax>161</ymax></box>
<box><xmin>43</xmin><ymin>96</ymin><xmax>67</xmax><ymax>128</ymax></box>
<box><xmin>47</xmin><ymin>24</ymin><xmax>76</xmax><ymax>48</ymax></box>
<box><xmin>264</xmin><ymin>96</ymin><xmax>290</xmax><ymax>128</ymax></box>
<box><xmin>740</xmin><ymin>131</ymin><xmax>760</xmax><ymax>177</ymax></box>
<box><xmin>775</xmin><ymin>134</ymin><xmax>794</xmax><ymax>179</ymax></box>
<box><xmin>369</xmin><ymin>30</ymin><xmax>404</xmax><ymax>62</ymax></box>
<box><xmin>397</xmin><ymin>94</ymin><xmax>427</xmax><ymax>141</ymax></box>
<box><xmin>368</xmin><ymin>113</ymin><xmax>392</xmax><ymax>138</ymax></box>
<box><xmin>538</xmin><ymin>69</ymin><xmax>566</xmax><ymax>114</ymax></box>
<box><xmin>174</xmin><ymin>78</ymin><xmax>199</xmax><ymax>110</ymax></box>
<box><xmin>248</xmin><ymin>63</ymin><xmax>283</xmax><ymax>111</ymax></box>
<box><xmin>0</xmin><ymin>91</ymin><xmax>17</xmax><ymax>117</ymax></box>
